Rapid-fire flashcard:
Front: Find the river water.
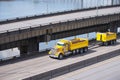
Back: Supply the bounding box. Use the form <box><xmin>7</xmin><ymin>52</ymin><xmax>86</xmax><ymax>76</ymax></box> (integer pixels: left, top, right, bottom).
<box><xmin>0</xmin><ymin>0</ymin><xmax>119</xmax><ymax>20</ymax></box>
<box><xmin>0</xmin><ymin>0</ymin><xmax>120</xmax><ymax>51</ymax></box>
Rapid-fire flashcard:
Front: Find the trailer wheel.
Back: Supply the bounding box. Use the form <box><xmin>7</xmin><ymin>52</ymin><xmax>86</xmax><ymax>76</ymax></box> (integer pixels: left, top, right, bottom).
<box><xmin>113</xmin><ymin>40</ymin><xmax>115</xmax><ymax>44</ymax></box>
<box><xmin>102</xmin><ymin>42</ymin><xmax>104</xmax><ymax>46</ymax></box>
<box><xmin>110</xmin><ymin>41</ymin><xmax>113</xmax><ymax>45</ymax></box>
<box><xmin>104</xmin><ymin>42</ymin><xmax>108</xmax><ymax>46</ymax></box>
<box><xmin>84</xmin><ymin>47</ymin><xmax>88</xmax><ymax>52</ymax></box>
<box><xmin>113</xmin><ymin>40</ymin><xmax>116</xmax><ymax>44</ymax></box>
<box><xmin>72</xmin><ymin>50</ymin><xmax>76</xmax><ymax>55</ymax></box>
<box><xmin>76</xmin><ymin>49</ymin><xmax>79</xmax><ymax>53</ymax></box>
<box><xmin>80</xmin><ymin>49</ymin><xmax>84</xmax><ymax>53</ymax></box>
<box><xmin>58</xmin><ymin>54</ymin><xmax>63</xmax><ymax>60</ymax></box>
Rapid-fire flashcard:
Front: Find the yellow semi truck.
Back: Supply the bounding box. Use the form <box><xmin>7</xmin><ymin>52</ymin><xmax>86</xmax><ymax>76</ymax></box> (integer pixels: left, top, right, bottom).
<box><xmin>49</xmin><ymin>38</ymin><xmax>89</xmax><ymax>59</ymax></box>
<box><xmin>96</xmin><ymin>32</ymin><xmax>117</xmax><ymax>46</ymax></box>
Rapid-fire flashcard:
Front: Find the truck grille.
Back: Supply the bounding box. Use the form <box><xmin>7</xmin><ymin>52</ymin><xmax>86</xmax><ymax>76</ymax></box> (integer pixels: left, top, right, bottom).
<box><xmin>51</xmin><ymin>49</ymin><xmax>56</xmax><ymax>55</ymax></box>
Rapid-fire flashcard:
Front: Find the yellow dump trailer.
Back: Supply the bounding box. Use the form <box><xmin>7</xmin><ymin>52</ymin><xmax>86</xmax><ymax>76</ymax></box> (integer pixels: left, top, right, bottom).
<box><xmin>96</xmin><ymin>32</ymin><xmax>117</xmax><ymax>45</ymax></box>
<box><xmin>49</xmin><ymin>38</ymin><xmax>89</xmax><ymax>59</ymax></box>
<box><xmin>69</xmin><ymin>38</ymin><xmax>88</xmax><ymax>51</ymax></box>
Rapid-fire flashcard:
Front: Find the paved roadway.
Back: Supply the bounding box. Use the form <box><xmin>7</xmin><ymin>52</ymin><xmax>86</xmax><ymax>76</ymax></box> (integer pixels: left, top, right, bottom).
<box><xmin>0</xmin><ymin>6</ymin><xmax>120</xmax><ymax>33</ymax></box>
<box><xmin>0</xmin><ymin>39</ymin><xmax>120</xmax><ymax>80</ymax></box>
<box><xmin>51</xmin><ymin>54</ymin><xmax>120</xmax><ymax>80</ymax></box>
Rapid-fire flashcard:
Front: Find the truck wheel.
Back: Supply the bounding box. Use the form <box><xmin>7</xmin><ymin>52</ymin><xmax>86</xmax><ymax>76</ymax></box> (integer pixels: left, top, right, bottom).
<box><xmin>58</xmin><ymin>54</ymin><xmax>63</xmax><ymax>60</ymax></box>
<box><xmin>102</xmin><ymin>42</ymin><xmax>104</xmax><ymax>46</ymax></box>
<box><xmin>72</xmin><ymin>50</ymin><xmax>76</xmax><ymax>55</ymax></box>
<box><xmin>84</xmin><ymin>47</ymin><xmax>88</xmax><ymax>52</ymax></box>
<box><xmin>113</xmin><ymin>40</ymin><xmax>116</xmax><ymax>44</ymax></box>
<box><xmin>80</xmin><ymin>49</ymin><xmax>84</xmax><ymax>54</ymax></box>
<box><xmin>113</xmin><ymin>40</ymin><xmax>115</xmax><ymax>44</ymax></box>
<box><xmin>104</xmin><ymin>42</ymin><xmax>108</xmax><ymax>46</ymax></box>
<box><xmin>76</xmin><ymin>49</ymin><xmax>79</xmax><ymax>53</ymax></box>
<box><xmin>110</xmin><ymin>41</ymin><xmax>113</xmax><ymax>45</ymax></box>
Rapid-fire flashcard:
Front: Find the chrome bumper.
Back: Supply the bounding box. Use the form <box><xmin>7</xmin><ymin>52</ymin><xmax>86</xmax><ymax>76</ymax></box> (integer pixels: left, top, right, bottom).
<box><xmin>49</xmin><ymin>54</ymin><xmax>58</xmax><ymax>58</ymax></box>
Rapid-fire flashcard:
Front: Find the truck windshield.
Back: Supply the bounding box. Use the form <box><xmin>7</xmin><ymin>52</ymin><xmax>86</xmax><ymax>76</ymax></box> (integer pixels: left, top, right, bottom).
<box><xmin>57</xmin><ymin>42</ymin><xmax>65</xmax><ymax>46</ymax></box>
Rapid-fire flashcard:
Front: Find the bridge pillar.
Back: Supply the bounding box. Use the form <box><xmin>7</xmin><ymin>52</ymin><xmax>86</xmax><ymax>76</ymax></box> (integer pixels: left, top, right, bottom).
<box><xmin>19</xmin><ymin>38</ymin><xmax>39</xmax><ymax>56</ymax></box>
<box><xmin>109</xmin><ymin>22</ymin><xmax>117</xmax><ymax>33</ymax></box>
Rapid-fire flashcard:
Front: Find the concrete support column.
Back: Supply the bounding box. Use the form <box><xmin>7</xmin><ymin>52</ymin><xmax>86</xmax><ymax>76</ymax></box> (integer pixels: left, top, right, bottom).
<box><xmin>19</xmin><ymin>38</ymin><xmax>39</xmax><ymax>56</ymax></box>
<box><xmin>111</xmin><ymin>26</ymin><xmax>117</xmax><ymax>33</ymax></box>
<box><xmin>109</xmin><ymin>22</ymin><xmax>117</xmax><ymax>33</ymax></box>
<box><xmin>19</xmin><ymin>45</ymin><xmax>28</xmax><ymax>56</ymax></box>
<box><xmin>27</xmin><ymin>39</ymin><xmax>39</xmax><ymax>54</ymax></box>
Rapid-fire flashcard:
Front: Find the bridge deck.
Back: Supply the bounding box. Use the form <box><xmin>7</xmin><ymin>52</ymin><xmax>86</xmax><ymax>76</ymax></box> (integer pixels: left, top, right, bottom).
<box><xmin>0</xmin><ymin>6</ymin><xmax>120</xmax><ymax>33</ymax></box>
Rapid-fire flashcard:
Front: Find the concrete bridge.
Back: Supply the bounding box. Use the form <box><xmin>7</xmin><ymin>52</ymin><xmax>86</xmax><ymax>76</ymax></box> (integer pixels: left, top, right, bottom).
<box><xmin>0</xmin><ymin>5</ymin><xmax>120</xmax><ymax>55</ymax></box>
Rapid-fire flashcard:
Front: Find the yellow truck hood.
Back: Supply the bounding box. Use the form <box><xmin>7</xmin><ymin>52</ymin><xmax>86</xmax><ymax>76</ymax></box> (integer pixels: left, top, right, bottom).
<box><xmin>54</xmin><ymin>45</ymin><xmax>63</xmax><ymax>49</ymax></box>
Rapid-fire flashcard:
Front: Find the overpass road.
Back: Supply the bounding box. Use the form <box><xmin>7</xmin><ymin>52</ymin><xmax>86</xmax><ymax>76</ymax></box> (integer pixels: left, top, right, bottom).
<box><xmin>51</xmin><ymin>54</ymin><xmax>120</xmax><ymax>80</ymax></box>
<box><xmin>0</xmin><ymin>6</ymin><xmax>120</xmax><ymax>33</ymax></box>
<box><xmin>0</xmin><ymin>39</ymin><xmax>120</xmax><ymax>80</ymax></box>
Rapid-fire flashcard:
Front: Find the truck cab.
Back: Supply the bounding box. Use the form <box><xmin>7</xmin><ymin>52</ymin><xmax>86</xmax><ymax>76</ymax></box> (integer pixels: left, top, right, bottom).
<box><xmin>49</xmin><ymin>39</ymin><xmax>70</xmax><ymax>59</ymax></box>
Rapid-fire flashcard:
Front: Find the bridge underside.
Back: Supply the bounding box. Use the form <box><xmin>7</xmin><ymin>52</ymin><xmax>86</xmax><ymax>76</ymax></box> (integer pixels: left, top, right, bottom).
<box><xmin>0</xmin><ymin>21</ymin><xmax>119</xmax><ymax>55</ymax></box>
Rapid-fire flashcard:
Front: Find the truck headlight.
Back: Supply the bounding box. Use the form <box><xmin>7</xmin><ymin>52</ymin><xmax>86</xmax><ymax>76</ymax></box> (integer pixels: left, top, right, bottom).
<box><xmin>48</xmin><ymin>51</ymin><xmax>51</xmax><ymax>54</ymax></box>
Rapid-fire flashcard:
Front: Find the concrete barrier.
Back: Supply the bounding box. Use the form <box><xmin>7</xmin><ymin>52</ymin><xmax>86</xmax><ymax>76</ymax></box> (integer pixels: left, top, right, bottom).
<box><xmin>84</xmin><ymin>57</ymin><xmax>98</xmax><ymax>66</ymax></box>
<box><xmin>23</xmin><ymin>77</ymin><xmax>31</xmax><ymax>80</ymax></box>
<box><xmin>23</xmin><ymin>49</ymin><xmax>120</xmax><ymax>80</ymax></box>
<box><xmin>69</xmin><ymin>61</ymin><xmax>85</xmax><ymax>71</ymax></box>
<box><xmin>51</xmin><ymin>66</ymin><xmax>70</xmax><ymax>77</ymax></box>
<box><xmin>23</xmin><ymin>71</ymin><xmax>52</xmax><ymax>80</ymax></box>
<box><xmin>97</xmin><ymin>54</ymin><xmax>106</xmax><ymax>62</ymax></box>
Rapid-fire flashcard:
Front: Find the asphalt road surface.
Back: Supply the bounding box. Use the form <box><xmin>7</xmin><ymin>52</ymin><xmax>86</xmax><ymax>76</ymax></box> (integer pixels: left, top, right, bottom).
<box><xmin>0</xmin><ymin>39</ymin><xmax>120</xmax><ymax>80</ymax></box>
<box><xmin>51</xmin><ymin>55</ymin><xmax>120</xmax><ymax>80</ymax></box>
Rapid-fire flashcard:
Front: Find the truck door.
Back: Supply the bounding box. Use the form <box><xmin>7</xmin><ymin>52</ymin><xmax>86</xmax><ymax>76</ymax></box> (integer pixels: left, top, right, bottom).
<box><xmin>64</xmin><ymin>44</ymin><xmax>68</xmax><ymax>52</ymax></box>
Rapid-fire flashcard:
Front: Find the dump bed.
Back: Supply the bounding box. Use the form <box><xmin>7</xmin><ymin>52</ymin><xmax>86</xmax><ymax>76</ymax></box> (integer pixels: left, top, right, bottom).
<box><xmin>96</xmin><ymin>32</ymin><xmax>116</xmax><ymax>42</ymax></box>
<box><xmin>69</xmin><ymin>38</ymin><xmax>88</xmax><ymax>51</ymax></box>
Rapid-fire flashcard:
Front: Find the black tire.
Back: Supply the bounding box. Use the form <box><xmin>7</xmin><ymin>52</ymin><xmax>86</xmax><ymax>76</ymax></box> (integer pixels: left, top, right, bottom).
<box><xmin>113</xmin><ymin>40</ymin><xmax>115</xmax><ymax>44</ymax></box>
<box><xmin>104</xmin><ymin>42</ymin><xmax>108</xmax><ymax>46</ymax></box>
<box><xmin>84</xmin><ymin>47</ymin><xmax>88</xmax><ymax>52</ymax></box>
<box><xmin>110</xmin><ymin>41</ymin><xmax>113</xmax><ymax>45</ymax></box>
<box><xmin>58</xmin><ymin>54</ymin><xmax>64</xmax><ymax>60</ymax></box>
<box><xmin>113</xmin><ymin>40</ymin><xmax>116</xmax><ymax>44</ymax></box>
<box><xmin>80</xmin><ymin>48</ymin><xmax>84</xmax><ymax>54</ymax></box>
<box><xmin>76</xmin><ymin>49</ymin><xmax>79</xmax><ymax>53</ymax></box>
<box><xmin>72</xmin><ymin>50</ymin><xmax>76</xmax><ymax>55</ymax></box>
<box><xmin>102</xmin><ymin>42</ymin><xmax>104</xmax><ymax>46</ymax></box>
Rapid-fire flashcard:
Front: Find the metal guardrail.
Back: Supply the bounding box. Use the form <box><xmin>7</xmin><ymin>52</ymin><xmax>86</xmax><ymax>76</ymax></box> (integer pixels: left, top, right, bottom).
<box><xmin>23</xmin><ymin>49</ymin><xmax>120</xmax><ymax>80</ymax></box>
<box><xmin>0</xmin><ymin>4</ymin><xmax>120</xmax><ymax>25</ymax></box>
